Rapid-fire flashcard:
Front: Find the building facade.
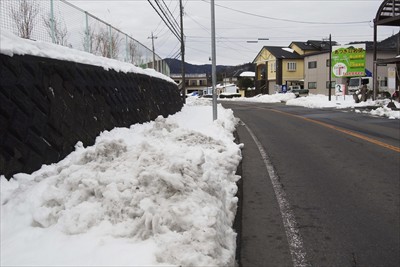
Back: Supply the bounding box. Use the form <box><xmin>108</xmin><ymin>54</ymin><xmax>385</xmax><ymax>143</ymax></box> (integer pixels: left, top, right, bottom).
<box><xmin>253</xmin><ymin>35</ymin><xmax>399</xmax><ymax>96</ymax></box>
<box><xmin>253</xmin><ymin>41</ymin><xmax>334</xmax><ymax>94</ymax></box>
<box><xmin>304</xmin><ymin>35</ymin><xmax>399</xmax><ymax>95</ymax></box>
<box><xmin>253</xmin><ymin>46</ymin><xmax>304</xmax><ymax>94</ymax></box>
<box><xmin>170</xmin><ymin>73</ymin><xmax>208</xmax><ymax>95</ymax></box>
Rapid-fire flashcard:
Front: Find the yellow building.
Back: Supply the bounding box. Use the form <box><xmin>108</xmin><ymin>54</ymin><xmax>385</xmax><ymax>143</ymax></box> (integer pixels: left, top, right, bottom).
<box><xmin>253</xmin><ymin>41</ymin><xmax>333</xmax><ymax>94</ymax></box>
<box><xmin>253</xmin><ymin>46</ymin><xmax>304</xmax><ymax>94</ymax></box>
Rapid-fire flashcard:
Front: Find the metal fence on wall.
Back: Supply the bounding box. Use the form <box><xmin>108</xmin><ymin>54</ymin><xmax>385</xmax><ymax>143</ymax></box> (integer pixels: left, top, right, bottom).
<box><xmin>0</xmin><ymin>0</ymin><xmax>170</xmax><ymax>75</ymax></box>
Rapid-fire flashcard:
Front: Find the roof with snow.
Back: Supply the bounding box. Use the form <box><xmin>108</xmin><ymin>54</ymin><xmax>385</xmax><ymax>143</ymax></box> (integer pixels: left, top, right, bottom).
<box><xmin>265</xmin><ymin>46</ymin><xmax>302</xmax><ymax>59</ymax></box>
<box><xmin>239</xmin><ymin>71</ymin><xmax>255</xmax><ymax>77</ymax></box>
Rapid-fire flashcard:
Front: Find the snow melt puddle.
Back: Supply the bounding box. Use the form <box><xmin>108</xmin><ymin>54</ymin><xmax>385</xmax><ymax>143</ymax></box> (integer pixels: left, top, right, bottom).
<box><xmin>1</xmin><ymin>101</ymin><xmax>242</xmax><ymax>267</ymax></box>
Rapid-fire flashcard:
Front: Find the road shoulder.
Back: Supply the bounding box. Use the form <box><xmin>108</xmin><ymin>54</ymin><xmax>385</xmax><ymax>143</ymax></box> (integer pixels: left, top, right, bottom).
<box><xmin>236</xmin><ymin>123</ymin><xmax>293</xmax><ymax>267</ymax></box>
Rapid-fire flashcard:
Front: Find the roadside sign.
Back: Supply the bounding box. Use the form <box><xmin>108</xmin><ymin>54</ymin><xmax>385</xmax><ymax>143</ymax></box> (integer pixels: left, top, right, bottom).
<box><xmin>331</xmin><ymin>44</ymin><xmax>366</xmax><ymax>78</ymax></box>
<box><xmin>388</xmin><ymin>67</ymin><xmax>396</xmax><ymax>96</ymax></box>
<box><xmin>335</xmin><ymin>84</ymin><xmax>346</xmax><ymax>96</ymax></box>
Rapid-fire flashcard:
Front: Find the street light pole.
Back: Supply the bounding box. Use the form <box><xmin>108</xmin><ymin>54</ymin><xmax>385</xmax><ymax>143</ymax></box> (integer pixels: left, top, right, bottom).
<box><xmin>211</xmin><ymin>0</ymin><xmax>217</xmax><ymax>120</ymax></box>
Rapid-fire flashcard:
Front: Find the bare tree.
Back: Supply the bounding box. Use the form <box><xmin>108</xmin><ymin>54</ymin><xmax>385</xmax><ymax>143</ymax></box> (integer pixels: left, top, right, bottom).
<box><xmin>93</xmin><ymin>28</ymin><xmax>108</xmax><ymax>57</ymax></box>
<box><xmin>11</xmin><ymin>0</ymin><xmax>39</xmax><ymax>39</ymax></box>
<box><xmin>93</xmin><ymin>27</ymin><xmax>121</xmax><ymax>59</ymax></box>
<box><xmin>109</xmin><ymin>31</ymin><xmax>121</xmax><ymax>59</ymax></box>
<box><xmin>82</xmin><ymin>25</ymin><xmax>97</xmax><ymax>53</ymax></box>
<box><xmin>127</xmin><ymin>39</ymin><xmax>144</xmax><ymax>65</ymax></box>
<box><xmin>43</xmin><ymin>14</ymin><xmax>69</xmax><ymax>46</ymax></box>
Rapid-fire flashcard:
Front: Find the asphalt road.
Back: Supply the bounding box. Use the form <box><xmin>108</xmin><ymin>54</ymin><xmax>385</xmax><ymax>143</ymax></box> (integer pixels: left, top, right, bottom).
<box><xmin>221</xmin><ymin>101</ymin><xmax>400</xmax><ymax>267</ymax></box>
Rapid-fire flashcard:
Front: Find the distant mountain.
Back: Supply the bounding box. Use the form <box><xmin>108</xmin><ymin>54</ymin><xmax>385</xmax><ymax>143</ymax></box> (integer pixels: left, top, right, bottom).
<box><xmin>164</xmin><ymin>58</ymin><xmax>255</xmax><ymax>78</ymax></box>
<box><xmin>164</xmin><ymin>58</ymin><xmax>227</xmax><ymax>74</ymax></box>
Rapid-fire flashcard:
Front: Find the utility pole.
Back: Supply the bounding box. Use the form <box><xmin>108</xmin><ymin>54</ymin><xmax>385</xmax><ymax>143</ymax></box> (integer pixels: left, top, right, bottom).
<box><xmin>211</xmin><ymin>0</ymin><xmax>217</xmax><ymax>120</ymax></box>
<box><xmin>373</xmin><ymin>20</ymin><xmax>378</xmax><ymax>100</ymax></box>
<box><xmin>180</xmin><ymin>0</ymin><xmax>186</xmax><ymax>104</ymax></box>
<box><xmin>329</xmin><ymin>34</ymin><xmax>332</xmax><ymax>101</ymax></box>
<box><xmin>148</xmin><ymin>32</ymin><xmax>157</xmax><ymax>71</ymax></box>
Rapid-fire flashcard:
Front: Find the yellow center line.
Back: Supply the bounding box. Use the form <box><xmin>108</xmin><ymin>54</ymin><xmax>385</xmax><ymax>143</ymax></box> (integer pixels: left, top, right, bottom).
<box><xmin>267</xmin><ymin>108</ymin><xmax>400</xmax><ymax>153</ymax></box>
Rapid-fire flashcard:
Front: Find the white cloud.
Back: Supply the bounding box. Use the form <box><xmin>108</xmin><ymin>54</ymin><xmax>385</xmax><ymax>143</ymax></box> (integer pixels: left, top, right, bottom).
<box><xmin>55</xmin><ymin>1</ymin><xmax>397</xmax><ymax>65</ymax></box>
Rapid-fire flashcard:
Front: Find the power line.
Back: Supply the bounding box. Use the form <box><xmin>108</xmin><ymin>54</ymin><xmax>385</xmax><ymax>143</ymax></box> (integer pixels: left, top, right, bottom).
<box><xmin>146</xmin><ymin>0</ymin><xmax>181</xmax><ymax>40</ymax></box>
<box><xmin>185</xmin><ymin>13</ymin><xmax>254</xmax><ymax>56</ymax></box>
<box><xmin>155</xmin><ymin>0</ymin><xmax>181</xmax><ymax>37</ymax></box>
<box><xmin>160</xmin><ymin>0</ymin><xmax>181</xmax><ymax>30</ymax></box>
<box><xmin>199</xmin><ymin>0</ymin><xmax>371</xmax><ymax>25</ymax></box>
<box><xmin>154</xmin><ymin>0</ymin><xmax>179</xmax><ymax>36</ymax></box>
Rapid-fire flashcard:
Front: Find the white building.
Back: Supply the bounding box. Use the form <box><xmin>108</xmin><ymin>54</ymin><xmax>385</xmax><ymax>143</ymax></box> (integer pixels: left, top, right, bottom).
<box><xmin>304</xmin><ymin>34</ymin><xmax>399</xmax><ymax>95</ymax></box>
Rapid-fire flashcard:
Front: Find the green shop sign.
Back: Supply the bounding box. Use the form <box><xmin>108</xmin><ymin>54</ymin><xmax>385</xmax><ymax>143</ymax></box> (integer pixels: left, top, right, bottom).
<box><xmin>331</xmin><ymin>44</ymin><xmax>366</xmax><ymax>78</ymax></box>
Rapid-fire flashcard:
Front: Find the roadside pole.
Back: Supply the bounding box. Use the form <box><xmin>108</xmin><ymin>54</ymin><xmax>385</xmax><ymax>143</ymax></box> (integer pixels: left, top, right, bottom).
<box><xmin>211</xmin><ymin>0</ymin><xmax>217</xmax><ymax>120</ymax></box>
<box><xmin>180</xmin><ymin>0</ymin><xmax>186</xmax><ymax>104</ymax></box>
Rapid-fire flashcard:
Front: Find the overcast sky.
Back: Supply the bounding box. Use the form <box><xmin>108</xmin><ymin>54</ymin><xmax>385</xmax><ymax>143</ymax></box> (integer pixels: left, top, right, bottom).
<box><xmin>69</xmin><ymin>0</ymin><xmax>397</xmax><ymax>66</ymax></box>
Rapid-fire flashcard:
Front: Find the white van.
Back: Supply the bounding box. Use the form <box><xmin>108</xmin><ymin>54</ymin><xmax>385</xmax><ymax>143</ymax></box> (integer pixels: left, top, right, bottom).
<box><xmin>348</xmin><ymin>77</ymin><xmax>372</xmax><ymax>93</ymax></box>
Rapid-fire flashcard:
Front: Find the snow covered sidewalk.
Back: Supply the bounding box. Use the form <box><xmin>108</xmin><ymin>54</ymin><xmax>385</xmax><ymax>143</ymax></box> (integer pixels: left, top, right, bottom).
<box><xmin>1</xmin><ymin>98</ymin><xmax>242</xmax><ymax>266</ymax></box>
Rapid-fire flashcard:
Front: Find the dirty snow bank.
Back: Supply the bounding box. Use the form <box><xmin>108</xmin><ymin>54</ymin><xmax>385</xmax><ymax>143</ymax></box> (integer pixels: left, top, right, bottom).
<box><xmin>1</xmin><ymin>97</ymin><xmax>242</xmax><ymax>266</ymax></box>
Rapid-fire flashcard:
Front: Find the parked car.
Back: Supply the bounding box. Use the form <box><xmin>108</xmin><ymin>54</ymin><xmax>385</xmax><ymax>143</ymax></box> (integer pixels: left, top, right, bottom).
<box><xmin>287</xmin><ymin>86</ymin><xmax>309</xmax><ymax>97</ymax></box>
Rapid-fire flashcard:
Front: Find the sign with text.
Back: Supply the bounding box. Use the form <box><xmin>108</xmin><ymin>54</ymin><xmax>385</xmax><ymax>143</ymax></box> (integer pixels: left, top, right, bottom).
<box><xmin>331</xmin><ymin>44</ymin><xmax>366</xmax><ymax>78</ymax></box>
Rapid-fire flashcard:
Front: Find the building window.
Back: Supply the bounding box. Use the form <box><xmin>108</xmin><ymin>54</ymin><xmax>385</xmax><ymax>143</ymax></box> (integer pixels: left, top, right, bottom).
<box><xmin>379</xmin><ymin>77</ymin><xmax>388</xmax><ymax>87</ymax></box>
<box><xmin>287</xmin><ymin>62</ymin><xmax>296</xmax><ymax>71</ymax></box>
<box><xmin>326</xmin><ymin>81</ymin><xmax>336</xmax><ymax>89</ymax></box>
<box><xmin>191</xmin><ymin>80</ymin><xmax>197</xmax><ymax>86</ymax></box>
<box><xmin>270</xmin><ymin>62</ymin><xmax>276</xmax><ymax>73</ymax></box>
<box><xmin>308</xmin><ymin>82</ymin><xmax>317</xmax><ymax>89</ymax></box>
<box><xmin>326</xmin><ymin>59</ymin><xmax>330</xmax><ymax>67</ymax></box>
<box><xmin>308</xmin><ymin>61</ymin><xmax>317</xmax><ymax>69</ymax></box>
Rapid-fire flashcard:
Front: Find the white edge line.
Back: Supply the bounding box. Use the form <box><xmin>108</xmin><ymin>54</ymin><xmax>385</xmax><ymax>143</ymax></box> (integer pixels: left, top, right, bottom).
<box><xmin>243</xmin><ymin>123</ymin><xmax>309</xmax><ymax>267</ymax></box>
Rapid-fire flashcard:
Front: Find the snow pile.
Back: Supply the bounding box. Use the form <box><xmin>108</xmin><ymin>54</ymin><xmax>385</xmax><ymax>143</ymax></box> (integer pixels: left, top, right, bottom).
<box><xmin>286</xmin><ymin>94</ymin><xmax>373</xmax><ymax>109</ymax></box>
<box><xmin>285</xmin><ymin>94</ymin><xmax>400</xmax><ymax>119</ymax></box>
<box><xmin>227</xmin><ymin>93</ymin><xmax>296</xmax><ymax>103</ymax></box>
<box><xmin>227</xmin><ymin>93</ymin><xmax>400</xmax><ymax>119</ymax></box>
<box><xmin>286</xmin><ymin>94</ymin><xmax>350</xmax><ymax>108</ymax></box>
<box><xmin>0</xmin><ymin>31</ymin><xmax>174</xmax><ymax>83</ymax></box>
<box><xmin>367</xmin><ymin>106</ymin><xmax>400</xmax><ymax>120</ymax></box>
<box><xmin>1</xmin><ymin>99</ymin><xmax>242</xmax><ymax>266</ymax></box>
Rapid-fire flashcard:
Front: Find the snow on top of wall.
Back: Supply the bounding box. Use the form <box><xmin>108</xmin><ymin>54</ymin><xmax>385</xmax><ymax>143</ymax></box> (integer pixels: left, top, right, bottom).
<box><xmin>0</xmin><ymin>31</ymin><xmax>174</xmax><ymax>84</ymax></box>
